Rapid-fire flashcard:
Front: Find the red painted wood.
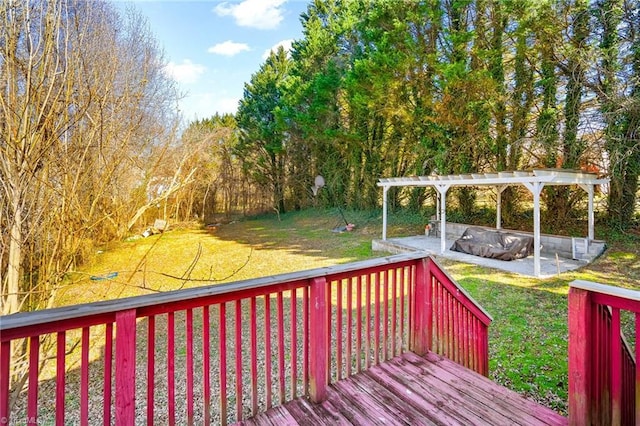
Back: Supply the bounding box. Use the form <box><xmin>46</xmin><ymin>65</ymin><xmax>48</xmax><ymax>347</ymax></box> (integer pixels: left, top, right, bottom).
<box><xmin>81</xmin><ymin>327</ymin><xmax>90</xmax><ymax>426</ymax></box>
<box><xmin>103</xmin><ymin>322</ymin><xmax>113</xmax><ymax>426</ymax></box>
<box><xmin>346</xmin><ymin>278</ymin><xmax>353</xmax><ymax>378</ymax></box>
<box><xmin>202</xmin><ymin>306</ymin><xmax>211</xmax><ymax>425</ymax></box>
<box><xmin>302</xmin><ymin>287</ymin><xmax>309</xmax><ymax>395</ymax></box>
<box><xmin>326</xmin><ymin>282</ymin><xmax>332</xmax><ymax>383</ymax></box>
<box><xmin>56</xmin><ymin>331</ymin><xmax>66</xmax><ymax>425</ymax></box>
<box><xmin>633</xmin><ymin>312</ymin><xmax>640</xmax><ymax>420</ymax></box>
<box><xmin>264</xmin><ymin>295</ymin><xmax>273</xmax><ymax>409</ymax></box>
<box><xmin>374</xmin><ymin>272</ymin><xmax>381</xmax><ymax>366</ymax></box>
<box><xmin>277</xmin><ymin>292</ymin><xmax>285</xmax><ymax>403</ymax></box>
<box><xmin>186</xmin><ymin>308</ymin><xmax>194</xmax><ymax>425</ymax></box>
<box><xmin>219</xmin><ymin>303</ymin><xmax>227</xmax><ymax>426</ymax></box>
<box><xmin>0</xmin><ymin>253</ymin><xmax>497</xmax><ymax>425</ymax></box>
<box><xmin>115</xmin><ymin>310</ymin><xmax>136</xmax><ymax>426</ymax></box>
<box><xmin>290</xmin><ymin>289</ymin><xmax>298</xmax><ymax>398</ymax></box>
<box><xmin>336</xmin><ymin>279</ymin><xmax>343</xmax><ymax>381</ymax></box>
<box><xmin>147</xmin><ymin>316</ymin><xmax>155</xmax><ymax>426</ymax></box>
<box><xmin>235</xmin><ymin>299</ymin><xmax>242</xmax><ymax>421</ymax></box>
<box><xmin>27</xmin><ymin>335</ymin><xmax>39</xmax><ymax>423</ymax></box>
<box><xmin>412</xmin><ymin>258</ymin><xmax>430</xmax><ymax>355</ymax></box>
<box><xmin>356</xmin><ymin>275</ymin><xmax>363</xmax><ymax>374</ymax></box>
<box><xmin>391</xmin><ymin>269</ymin><xmax>397</xmax><ymax>358</ymax></box>
<box><xmin>365</xmin><ymin>274</ymin><xmax>371</xmax><ymax>370</ymax></box>
<box><xmin>568</xmin><ymin>287</ymin><xmax>592</xmax><ymax>425</ymax></box>
<box><xmin>409</xmin><ymin>265</ymin><xmax>415</xmax><ymax>350</ymax></box>
<box><xmin>167</xmin><ymin>311</ymin><xmax>176</xmax><ymax>425</ymax></box>
<box><xmin>309</xmin><ymin>276</ymin><xmax>328</xmax><ymax>403</ymax></box>
<box><xmin>250</xmin><ymin>297</ymin><xmax>258</xmax><ymax>415</ymax></box>
<box><xmin>398</xmin><ymin>268</ymin><xmax>402</xmax><ymax>354</ymax></box>
<box><xmin>0</xmin><ymin>342</ymin><xmax>9</xmax><ymax>423</ymax></box>
<box><xmin>611</xmin><ymin>308</ymin><xmax>622</xmax><ymax>425</ymax></box>
<box><xmin>383</xmin><ymin>271</ymin><xmax>389</xmax><ymax>362</ymax></box>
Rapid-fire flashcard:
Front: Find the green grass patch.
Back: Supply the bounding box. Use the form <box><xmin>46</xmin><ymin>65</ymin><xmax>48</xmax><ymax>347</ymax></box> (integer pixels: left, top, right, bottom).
<box><xmin>56</xmin><ymin>208</ymin><xmax>640</xmax><ymax>416</ymax></box>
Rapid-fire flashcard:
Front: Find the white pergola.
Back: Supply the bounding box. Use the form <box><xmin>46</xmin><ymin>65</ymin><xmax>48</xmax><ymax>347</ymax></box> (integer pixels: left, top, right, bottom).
<box><xmin>377</xmin><ymin>169</ymin><xmax>609</xmax><ymax>277</ymax></box>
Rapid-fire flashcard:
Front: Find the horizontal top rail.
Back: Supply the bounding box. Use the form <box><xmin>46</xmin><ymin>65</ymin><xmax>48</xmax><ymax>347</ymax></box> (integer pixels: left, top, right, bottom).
<box><xmin>570</xmin><ymin>279</ymin><xmax>640</xmax><ymax>304</ymax></box>
<box><xmin>1</xmin><ymin>252</ymin><xmax>429</xmax><ymax>335</ymax></box>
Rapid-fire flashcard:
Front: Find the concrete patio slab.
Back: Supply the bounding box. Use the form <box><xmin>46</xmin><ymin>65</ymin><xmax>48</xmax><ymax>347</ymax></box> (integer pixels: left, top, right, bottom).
<box><xmin>372</xmin><ymin>235</ymin><xmax>588</xmax><ymax>278</ymax></box>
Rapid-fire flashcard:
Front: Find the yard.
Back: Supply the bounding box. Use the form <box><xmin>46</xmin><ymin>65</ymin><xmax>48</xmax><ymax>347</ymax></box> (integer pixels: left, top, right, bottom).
<box><xmin>55</xmin><ymin>208</ymin><xmax>640</xmax><ymax>416</ymax></box>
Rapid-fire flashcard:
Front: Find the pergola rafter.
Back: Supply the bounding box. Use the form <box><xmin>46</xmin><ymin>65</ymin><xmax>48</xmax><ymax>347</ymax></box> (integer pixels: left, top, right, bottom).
<box><xmin>378</xmin><ymin>169</ymin><xmax>609</xmax><ymax>277</ymax></box>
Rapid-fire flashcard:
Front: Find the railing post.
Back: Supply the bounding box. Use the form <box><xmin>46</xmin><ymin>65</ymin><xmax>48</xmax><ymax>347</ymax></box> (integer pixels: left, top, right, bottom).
<box><xmin>412</xmin><ymin>257</ymin><xmax>432</xmax><ymax>355</ymax></box>
<box><xmin>568</xmin><ymin>287</ymin><xmax>592</xmax><ymax>425</ymax></box>
<box><xmin>309</xmin><ymin>277</ymin><xmax>328</xmax><ymax>403</ymax></box>
<box><xmin>115</xmin><ymin>309</ymin><xmax>137</xmax><ymax>426</ymax></box>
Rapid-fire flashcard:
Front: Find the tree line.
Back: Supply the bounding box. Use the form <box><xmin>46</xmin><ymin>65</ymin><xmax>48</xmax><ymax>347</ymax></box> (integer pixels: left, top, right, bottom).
<box><xmin>3</xmin><ymin>0</ymin><xmax>640</xmax><ymax>317</ymax></box>
<box><xmin>216</xmin><ymin>0</ymin><xmax>638</xmax><ymax>229</ymax></box>
<box><xmin>0</xmin><ymin>0</ymin><xmax>184</xmax><ymax>316</ymax></box>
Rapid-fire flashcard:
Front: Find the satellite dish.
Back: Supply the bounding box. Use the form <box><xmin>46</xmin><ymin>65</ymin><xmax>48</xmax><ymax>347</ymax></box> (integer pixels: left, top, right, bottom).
<box><xmin>312</xmin><ymin>175</ymin><xmax>325</xmax><ymax>196</ymax></box>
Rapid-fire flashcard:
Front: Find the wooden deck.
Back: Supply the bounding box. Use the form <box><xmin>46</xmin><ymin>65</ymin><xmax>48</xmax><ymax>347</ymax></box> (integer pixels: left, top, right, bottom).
<box><xmin>240</xmin><ymin>351</ymin><xmax>567</xmax><ymax>426</ymax></box>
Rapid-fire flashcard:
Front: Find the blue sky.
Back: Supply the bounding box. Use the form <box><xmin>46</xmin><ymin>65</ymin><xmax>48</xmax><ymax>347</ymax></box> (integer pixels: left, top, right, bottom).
<box><xmin>116</xmin><ymin>0</ymin><xmax>310</xmax><ymax>122</ymax></box>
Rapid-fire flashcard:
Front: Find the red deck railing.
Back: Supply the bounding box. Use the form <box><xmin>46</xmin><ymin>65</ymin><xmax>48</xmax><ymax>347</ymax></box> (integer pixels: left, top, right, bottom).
<box><xmin>568</xmin><ymin>280</ymin><xmax>637</xmax><ymax>425</ymax></box>
<box><xmin>0</xmin><ymin>253</ymin><xmax>491</xmax><ymax>425</ymax></box>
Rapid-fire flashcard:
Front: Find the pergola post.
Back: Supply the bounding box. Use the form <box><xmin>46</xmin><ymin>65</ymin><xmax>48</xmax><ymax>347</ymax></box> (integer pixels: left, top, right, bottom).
<box><xmin>495</xmin><ymin>185</ymin><xmax>507</xmax><ymax>230</ymax></box>
<box><xmin>579</xmin><ymin>184</ymin><xmax>595</xmax><ymax>241</ymax></box>
<box><xmin>382</xmin><ymin>186</ymin><xmax>389</xmax><ymax>240</ymax></box>
<box><xmin>524</xmin><ymin>182</ymin><xmax>544</xmax><ymax>277</ymax></box>
<box><xmin>435</xmin><ymin>184</ymin><xmax>451</xmax><ymax>254</ymax></box>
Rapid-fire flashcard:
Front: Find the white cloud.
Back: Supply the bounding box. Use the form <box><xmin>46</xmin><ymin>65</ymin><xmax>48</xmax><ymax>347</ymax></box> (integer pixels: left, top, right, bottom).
<box><xmin>208</xmin><ymin>40</ymin><xmax>250</xmax><ymax>56</ymax></box>
<box><xmin>164</xmin><ymin>59</ymin><xmax>206</xmax><ymax>84</ymax></box>
<box><xmin>214</xmin><ymin>0</ymin><xmax>286</xmax><ymax>30</ymax></box>
<box><xmin>262</xmin><ymin>39</ymin><xmax>294</xmax><ymax>60</ymax></box>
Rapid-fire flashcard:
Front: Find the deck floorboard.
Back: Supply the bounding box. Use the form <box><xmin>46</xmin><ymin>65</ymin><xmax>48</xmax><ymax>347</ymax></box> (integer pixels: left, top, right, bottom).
<box><xmin>238</xmin><ymin>352</ymin><xmax>567</xmax><ymax>426</ymax></box>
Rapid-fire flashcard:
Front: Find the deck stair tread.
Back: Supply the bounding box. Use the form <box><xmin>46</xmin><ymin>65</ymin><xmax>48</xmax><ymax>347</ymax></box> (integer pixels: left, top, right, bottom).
<box><xmin>239</xmin><ymin>351</ymin><xmax>567</xmax><ymax>426</ymax></box>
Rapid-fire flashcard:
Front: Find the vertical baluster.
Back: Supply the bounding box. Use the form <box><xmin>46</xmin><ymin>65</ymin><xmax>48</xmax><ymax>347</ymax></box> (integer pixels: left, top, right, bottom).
<box><xmin>250</xmin><ymin>297</ymin><xmax>258</xmax><ymax>416</ymax></box>
<box><xmin>302</xmin><ymin>287</ymin><xmax>309</xmax><ymax>395</ymax></box>
<box><xmin>81</xmin><ymin>327</ymin><xmax>90</xmax><ymax>426</ymax></box>
<box><xmin>635</xmin><ymin>312</ymin><xmax>640</xmax><ymax>424</ymax></box>
<box><xmin>391</xmin><ymin>268</ymin><xmax>397</xmax><ymax>357</ymax></box>
<box><xmin>356</xmin><ymin>276</ymin><xmax>363</xmax><ymax>373</ymax></box>
<box><xmin>147</xmin><ymin>316</ymin><xmax>155</xmax><ymax>425</ymax></box>
<box><xmin>587</xmin><ymin>305</ymin><xmax>605</xmax><ymax>416</ymax></box>
<box><xmin>264</xmin><ymin>295</ymin><xmax>272</xmax><ymax>408</ymax></box>
<box><xmin>186</xmin><ymin>308</ymin><xmax>194</xmax><ymax>425</ymax></box>
<box><xmin>346</xmin><ymin>277</ymin><xmax>353</xmax><ymax>377</ymax></box>
<box><xmin>611</xmin><ymin>307</ymin><xmax>622</xmax><ymax>425</ymax></box>
<box><xmin>383</xmin><ymin>270</ymin><xmax>389</xmax><ymax>361</ymax></box>
<box><xmin>168</xmin><ymin>312</ymin><xmax>176</xmax><ymax>425</ymax></box>
<box><xmin>399</xmin><ymin>268</ymin><xmax>405</xmax><ymax>353</ymax></box>
<box><xmin>336</xmin><ymin>279</ymin><xmax>342</xmax><ymax>381</ymax></box>
<box><xmin>326</xmin><ymin>282</ymin><xmax>332</xmax><ymax>382</ymax></box>
<box><xmin>56</xmin><ymin>331</ymin><xmax>66</xmax><ymax>425</ymax></box>
<box><xmin>103</xmin><ymin>323</ymin><xmax>113</xmax><ymax>426</ymax></box>
<box><xmin>235</xmin><ymin>300</ymin><xmax>243</xmax><ymax>421</ymax></box>
<box><xmin>0</xmin><ymin>341</ymin><xmax>9</xmax><ymax>423</ymax></box>
<box><xmin>219</xmin><ymin>303</ymin><xmax>227</xmax><ymax>426</ymax></box>
<box><xmin>365</xmin><ymin>274</ymin><xmax>371</xmax><ymax>369</ymax></box>
<box><xmin>277</xmin><ymin>292</ymin><xmax>285</xmax><ymax>403</ymax></box>
<box><xmin>408</xmin><ymin>265</ymin><xmax>415</xmax><ymax>350</ymax></box>
<box><xmin>374</xmin><ymin>272</ymin><xmax>381</xmax><ymax>365</ymax></box>
<box><xmin>27</xmin><ymin>335</ymin><xmax>40</xmax><ymax>424</ymax></box>
<box><xmin>202</xmin><ymin>307</ymin><xmax>211</xmax><ymax>425</ymax></box>
<box><xmin>290</xmin><ymin>289</ymin><xmax>298</xmax><ymax>398</ymax></box>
